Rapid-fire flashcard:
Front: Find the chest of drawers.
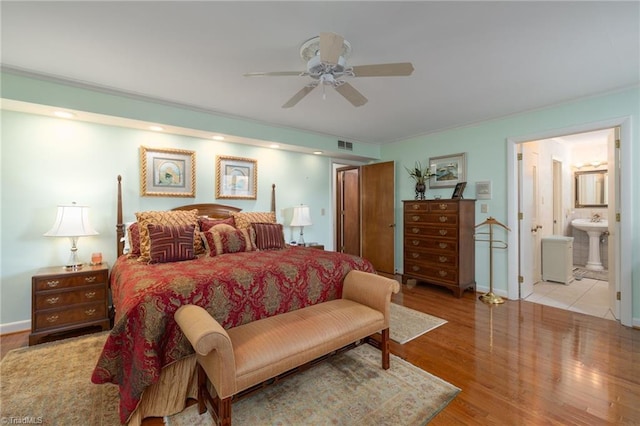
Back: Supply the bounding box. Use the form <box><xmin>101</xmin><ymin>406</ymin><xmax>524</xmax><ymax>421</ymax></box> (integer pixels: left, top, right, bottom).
<box><xmin>29</xmin><ymin>264</ymin><xmax>110</xmax><ymax>345</ymax></box>
<box><xmin>403</xmin><ymin>200</ymin><xmax>476</xmax><ymax>297</ymax></box>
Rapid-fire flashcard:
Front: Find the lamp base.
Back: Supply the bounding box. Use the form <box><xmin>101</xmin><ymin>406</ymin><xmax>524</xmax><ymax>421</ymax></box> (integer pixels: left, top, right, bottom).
<box><xmin>479</xmin><ymin>292</ymin><xmax>505</xmax><ymax>304</ymax></box>
<box><xmin>65</xmin><ymin>263</ymin><xmax>84</xmax><ymax>270</ymax></box>
<box><xmin>66</xmin><ymin>241</ymin><xmax>83</xmax><ymax>270</ymax></box>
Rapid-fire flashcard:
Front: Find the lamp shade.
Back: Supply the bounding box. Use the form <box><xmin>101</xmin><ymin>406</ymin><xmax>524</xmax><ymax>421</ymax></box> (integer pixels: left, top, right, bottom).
<box><xmin>44</xmin><ymin>203</ymin><xmax>99</xmax><ymax>237</ymax></box>
<box><xmin>290</xmin><ymin>205</ymin><xmax>312</xmax><ymax>227</ymax></box>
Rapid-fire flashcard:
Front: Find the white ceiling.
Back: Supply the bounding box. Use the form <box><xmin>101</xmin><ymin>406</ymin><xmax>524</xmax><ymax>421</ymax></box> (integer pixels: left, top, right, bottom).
<box><xmin>1</xmin><ymin>1</ymin><xmax>638</xmax><ymax>145</ymax></box>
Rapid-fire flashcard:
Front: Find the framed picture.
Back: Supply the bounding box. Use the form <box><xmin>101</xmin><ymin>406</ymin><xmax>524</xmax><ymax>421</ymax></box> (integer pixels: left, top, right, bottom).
<box><xmin>140</xmin><ymin>146</ymin><xmax>195</xmax><ymax>197</ymax></box>
<box><xmin>216</xmin><ymin>155</ymin><xmax>257</xmax><ymax>199</ymax></box>
<box><xmin>451</xmin><ymin>182</ymin><xmax>467</xmax><ymax>199</ymax></box>
<box><xmin>429</xmin><ymin>153</ymin><xmax>467</xmax><ymax>188</ymax></box>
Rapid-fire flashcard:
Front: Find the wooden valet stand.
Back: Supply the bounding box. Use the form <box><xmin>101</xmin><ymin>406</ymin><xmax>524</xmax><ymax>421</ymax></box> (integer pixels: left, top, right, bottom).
<box><xmin>475</xmin><ymin>217</ymin><xmax>510</xmax><ymax>304</ymax></box>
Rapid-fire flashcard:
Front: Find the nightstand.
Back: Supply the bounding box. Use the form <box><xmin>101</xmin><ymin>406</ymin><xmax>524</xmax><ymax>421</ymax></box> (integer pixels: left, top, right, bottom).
<box><xmin>29</xmin><ymin>263</ymin><xmax>110</xmax><ymax>345</ymax></box>
<box><xmin>304</xmin><ymin>244</ymin><xmax>324</xmax><ymax>250</ymax></box>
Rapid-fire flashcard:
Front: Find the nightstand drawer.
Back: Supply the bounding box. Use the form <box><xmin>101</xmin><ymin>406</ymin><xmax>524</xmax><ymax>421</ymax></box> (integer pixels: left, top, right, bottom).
<box><xmin>34</xmin><ymin>301</ymin><xmax>107</xmax><ymax>330</ymax></box>
<box><xmin>33</xmin><ymin>270</ymin><xmax>108</xmax><ymax>291</ymax></box>
<box><xmin>34</xmin><ymin>285</ymin><xmax>107</xmax><ymax>310</ymax></box>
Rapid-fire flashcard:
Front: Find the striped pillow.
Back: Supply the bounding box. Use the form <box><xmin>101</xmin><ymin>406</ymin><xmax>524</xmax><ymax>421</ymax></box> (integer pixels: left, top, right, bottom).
<box><xmin>148</xmin><ymin>223</ymin><xmax>196</xmax><ymax>264</ymax></box>
<box><xmin>252</xmin><ymin>222</ymin><xmax>286</xmax><ymax>250</ymax></box>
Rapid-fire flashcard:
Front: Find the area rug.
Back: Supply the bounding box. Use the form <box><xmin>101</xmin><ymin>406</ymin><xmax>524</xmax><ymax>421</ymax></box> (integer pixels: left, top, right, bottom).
<box><xmin>573</xmin><ymin>267</ymin><xmax>609</xmax><ymax>281</ymax></box>
<box><xmin>390</xmin><ymin>303</ymin><xmax>447</xmax><ymax>344</ymax></box>
<box><xmin>0</xmin><ymin>332</ymin><xmax>120</xmax><ymax>426</ymax></box>
<box><xmin>165</xmin><ymin>343</ymin><xmax>460</xmax><ymax>426</ymax></box>
<box><xmin>1</xmin><ymin>309</ymin><xmax>455</xmax><ymax>426</ymax></box>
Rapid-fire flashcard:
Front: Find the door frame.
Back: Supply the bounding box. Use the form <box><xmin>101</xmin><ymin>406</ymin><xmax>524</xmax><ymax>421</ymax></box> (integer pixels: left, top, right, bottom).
<box><xmin>506</xmin><ymin>117</ymin><xmax>633</xmax><ymax>327</ymax></box>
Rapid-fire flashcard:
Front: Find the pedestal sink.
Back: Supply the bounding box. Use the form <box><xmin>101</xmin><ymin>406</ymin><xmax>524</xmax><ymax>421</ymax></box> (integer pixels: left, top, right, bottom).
<box><xmin>571</xmin><ymin>219</ymin><xmax>608</xmax><ymax>271</ymax></box>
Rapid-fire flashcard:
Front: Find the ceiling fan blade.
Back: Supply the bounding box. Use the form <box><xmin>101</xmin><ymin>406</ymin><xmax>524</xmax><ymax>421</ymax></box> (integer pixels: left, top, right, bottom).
<box><xmin>334</xmin><ymin>82</ymin><xmax>368</xmax><ymax>107</ymax></box>
<box><xmin>282</xmin><ymin>85</ymin><xmax>317</xmax><ymax>108</ymax></box>
<box><xmin>351</xmin><ymin>62</ymin><xmax>414</xmax><ymax>77</ymax></box>
<box><xmin>320</xmin><ymin>32</ymin><xmax>344</xmax><ymax>65</ymax></box>
<box><xmin>244</xmin><ymin>71</ymin><xmax>303</xmax><ymax>77</ymax></box>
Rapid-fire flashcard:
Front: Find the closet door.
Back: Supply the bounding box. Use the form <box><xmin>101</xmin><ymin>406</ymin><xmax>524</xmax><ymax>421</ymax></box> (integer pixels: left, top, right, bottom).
<box><xmin>361</xmin><ymin>161</ymin><xmax>395</xmax><ymax>274</ymax></box>
<box><xmin>336</xmin><ymin>166</ymin><xmax>360</xmax><ymax>256</ymax></box>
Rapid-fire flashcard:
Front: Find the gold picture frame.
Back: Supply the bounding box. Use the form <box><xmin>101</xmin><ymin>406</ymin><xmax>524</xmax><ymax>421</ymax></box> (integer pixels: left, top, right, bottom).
<box><xmin>429</xmin><ymin>152</ymin><xmax>467</xmax><ymax>188</ymax></box>
<box><xmin>140</xmin><ymin>146</ymin><xmax>196</xmax><ymax>197</ymax></box>
<box><xmin>215</xmin><ymin>155</ymin><xmax>257</xmax><ymax>200</ymax></box>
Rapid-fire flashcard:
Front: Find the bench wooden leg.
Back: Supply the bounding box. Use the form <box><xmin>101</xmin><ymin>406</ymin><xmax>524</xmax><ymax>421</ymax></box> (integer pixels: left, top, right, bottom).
<box><xmin>197</xmin><ymin>364</ymin><xmax>232</xmax><ymax>426</ymax></box>
<box><xmin>381</xmin><ymin>328</ymin><xmax>390</xmax><ymax>370</ymax></box>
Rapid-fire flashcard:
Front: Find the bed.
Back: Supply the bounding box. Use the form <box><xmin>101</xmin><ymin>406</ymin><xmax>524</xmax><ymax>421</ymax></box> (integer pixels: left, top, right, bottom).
<box><xmin>91</xmin><ymin>176</ymin><xmax>375</xmax><ymax>425</ymax></box>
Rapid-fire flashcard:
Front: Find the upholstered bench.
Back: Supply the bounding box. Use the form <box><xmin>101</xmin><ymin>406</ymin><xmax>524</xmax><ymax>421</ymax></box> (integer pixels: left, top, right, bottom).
<box><xmin>175</xmin><ymin>270</ymin><xmax>399</xmax><ymax>426</ymax></box>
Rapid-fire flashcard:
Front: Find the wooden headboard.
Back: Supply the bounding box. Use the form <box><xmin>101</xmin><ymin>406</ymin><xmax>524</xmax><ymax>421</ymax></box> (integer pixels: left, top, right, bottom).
<box><xmin>115</xmin><ymin>175</ymin><xmax>276</xmax><ymax>257</ymax></box>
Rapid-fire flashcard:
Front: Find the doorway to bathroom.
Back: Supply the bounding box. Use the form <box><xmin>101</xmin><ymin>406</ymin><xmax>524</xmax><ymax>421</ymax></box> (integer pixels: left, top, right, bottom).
<box><xmin>506</xmin><ymin>117</ymin><xmax>633</xmax><ymax>327</ymax></box>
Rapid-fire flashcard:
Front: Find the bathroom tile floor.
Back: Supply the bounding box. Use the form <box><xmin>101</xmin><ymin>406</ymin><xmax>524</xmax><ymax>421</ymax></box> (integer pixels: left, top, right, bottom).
<box><xmin>525</xmin><ymin>270</ymin><xmax>616</xmax><ymax>321</ymax></box>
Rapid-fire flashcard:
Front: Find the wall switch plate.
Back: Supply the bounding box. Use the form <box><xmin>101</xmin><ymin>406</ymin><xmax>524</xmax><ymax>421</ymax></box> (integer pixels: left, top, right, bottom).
<box><xmin>481</xmin><ymin>204</ymin><xmax>488</xmax><ymax>213</ymax></box>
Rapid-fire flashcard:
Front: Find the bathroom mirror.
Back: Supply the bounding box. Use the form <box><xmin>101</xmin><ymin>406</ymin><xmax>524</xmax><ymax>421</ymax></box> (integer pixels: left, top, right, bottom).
<box><xmin>575</xmin><ymin>170</ymin><xmax>608</xmax><ymax>208</ymax></box>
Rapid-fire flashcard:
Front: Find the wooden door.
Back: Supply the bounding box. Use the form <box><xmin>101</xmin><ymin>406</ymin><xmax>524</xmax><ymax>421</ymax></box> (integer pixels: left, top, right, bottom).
<box><xmin>361</xmin><ymin>161</ymin><xmax>395</xmax><ymax>274</ymax></box>
<box><xmin>336</xmin><ymin>166</ymin><xmax>360</xmax><ymax>256</ymax></box>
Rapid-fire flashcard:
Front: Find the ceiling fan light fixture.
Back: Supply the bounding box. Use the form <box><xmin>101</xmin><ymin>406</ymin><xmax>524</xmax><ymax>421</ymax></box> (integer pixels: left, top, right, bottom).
<box><xmin>300</xmin><ymin>36</ymin><xmax>351</xmax><ymax>62</ymax></box>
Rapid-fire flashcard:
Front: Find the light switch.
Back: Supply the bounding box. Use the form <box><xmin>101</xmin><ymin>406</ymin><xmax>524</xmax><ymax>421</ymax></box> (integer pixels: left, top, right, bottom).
<box><xmin>481</xmin><ymin>204</ymin><xmax>488</xmax><ymax>213</ymax></box>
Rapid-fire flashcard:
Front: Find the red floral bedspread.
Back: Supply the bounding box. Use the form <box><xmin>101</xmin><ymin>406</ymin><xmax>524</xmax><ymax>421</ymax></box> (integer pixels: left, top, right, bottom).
<box><xmin>91</xmin><ymin>246</ymin><xmax>374</xmax><ymax>423</ymax></box>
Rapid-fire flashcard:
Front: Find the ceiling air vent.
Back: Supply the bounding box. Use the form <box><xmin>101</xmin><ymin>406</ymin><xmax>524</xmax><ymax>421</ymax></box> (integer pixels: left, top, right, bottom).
<box><xmin>338</xmin><ymin>140</ymin><xmax>353</xmax><ymax>151</ymax></box>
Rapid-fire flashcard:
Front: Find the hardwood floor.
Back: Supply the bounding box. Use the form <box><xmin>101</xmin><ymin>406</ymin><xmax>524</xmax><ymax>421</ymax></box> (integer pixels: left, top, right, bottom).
<box><xmin>2</xmin><ymin>282</ymin><xmax>638</xmax><ymax>425</ymax></box>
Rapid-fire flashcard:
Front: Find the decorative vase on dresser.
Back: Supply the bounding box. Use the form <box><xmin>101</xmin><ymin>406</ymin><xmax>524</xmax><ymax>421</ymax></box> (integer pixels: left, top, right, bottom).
<box><xmin>403</xmin><ymin>199</ymin><xmax>476</xmax><ymax>297</ymax></box>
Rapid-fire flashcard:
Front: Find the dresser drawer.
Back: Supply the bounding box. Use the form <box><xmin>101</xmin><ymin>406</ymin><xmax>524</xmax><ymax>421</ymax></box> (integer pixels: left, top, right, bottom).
<box><xmin>34</xmin><ymin>301</ymin><xmax>107</xmax><ymax>330</ymax></box>
<box><xmin>34</xmin><ymin>270</ymin><xmax>108</xmax><ymax>291</ymax></box>
<box><xmin>405</xmin><ymin>248</ymin><xmax>458</xmax><ymax>265</ymax></box>
<box><xmin>405</xmin><ymin>224</ymin><xmax>457</xmax><ymax>239</ymax></box>
<box><xmin>405</xmin><ymin>237</ymin><xmax>458</xmax><ymax>253</ymax></box>
<box><xmin>34</xmin><ymin>285</ymin><xmax>107</xmax><ymax>310</ymax></box>
<box><xmin>404</xmin><ymin>201</ymin><xmax>430</xmax><ymax>212</ymax></box>
<box><xmin>428</xmin><ymin>202</ymin><xmax>459</xmax><ymax>212</ymax></box>
<box><xmin>404</xmin><ymin>261</ymin><xmax>458</xmax><ymax>284</ymax></box>
<box><xmin>405</xmin><ymin>212</ymin><xmax>459</xmax><ymax>226</ymax></box>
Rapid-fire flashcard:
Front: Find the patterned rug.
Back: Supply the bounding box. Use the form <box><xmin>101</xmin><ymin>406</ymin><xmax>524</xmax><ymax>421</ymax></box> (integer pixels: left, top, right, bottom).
<box><xmin>165</xmin><ymin>344</ymin><xmax>459</xmax><ymax>426</ymax></box>
<box><xmin>0</xmin><ymin>332</ymin><xmax>119</xmax><ymax>426</ymax></box>
<box><xmin>0</xmin><ymin>307</ymin><xmax>454</xmax><ymax>426</ymax></box>
<box><xmin>390</xmin><ymin>303</ymin><xmax>447</xmax><ymax>344</ymax></box>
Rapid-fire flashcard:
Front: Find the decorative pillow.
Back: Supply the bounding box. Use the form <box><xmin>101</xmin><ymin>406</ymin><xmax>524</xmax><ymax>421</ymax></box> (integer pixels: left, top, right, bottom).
<box><xmin>135</xmin><ymin>209</ymin><xmax>202</xmax><ymax>262</ymax></box>
<box><xmin>126</xmin><ymin>222</ymin><xmax>141</xmax><ymax>258</ymax></box>
<box><xmin>232</xmin><ymin>211</ymin><xmax>276</xmax><ymax>230</ymax></box>
<box><xmin>198</xmin><ymin>216</ymin><xmax>236</xmax><ymax>232</ymax></box>
<box><xmin>252</xmin><ymin>222</ymin><xmax>286</xmax><ymax>250</ymax></box>
<box><xmin>201</xmin><ymin>227</ymin><xmax>255</xmax><ymax>256</ymax></box>
<box><xmin>148</xmin><ymin>223</ymin><xmax>196</xmax><ymax>264</ymax></box>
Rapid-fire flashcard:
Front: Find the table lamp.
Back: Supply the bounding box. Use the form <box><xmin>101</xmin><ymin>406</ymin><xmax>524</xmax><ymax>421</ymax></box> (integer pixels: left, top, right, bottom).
<box><xmin>44</xmin><ymin>202</ymin><xmax>99</xmax><ymax>269</ymax></box>
<box><xmin>290</xmin><ymin>205</ymin><xmax>312</xmax><ymax>246</ymax></box>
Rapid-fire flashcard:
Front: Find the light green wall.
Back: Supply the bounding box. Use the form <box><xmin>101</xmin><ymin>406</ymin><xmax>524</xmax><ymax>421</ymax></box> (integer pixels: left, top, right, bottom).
<box><xmin>0</xmin><ymin>110</ymin><xmax>350</xmax><ymax>328</ymax></box>
<box><xmin>382</xmin><ymin>87</ymin><xmax>639</xmax><ymax>325</ymax></box>
<box><xmin>2</xmin><ymin>70</ymin><xmax>638</xmax><ymax>328</ymax></box>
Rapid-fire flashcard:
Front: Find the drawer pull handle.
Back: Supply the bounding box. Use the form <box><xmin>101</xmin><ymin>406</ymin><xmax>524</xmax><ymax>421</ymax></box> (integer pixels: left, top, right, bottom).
<box><xmin>439</xmin><ymin>230</ymin><xmax>448</xmax><ymax>236</ymax></box>
<box><xmin>411</xmin><ymin>228</ymin><xmax>420</xmax><ymax>234</ymax></box>
<box><xmin>439</xmin><ymin>216</ymin><xmax>448</xmax><ymax>223</ymax></box>
<box><xmin>438</xmin><ymin>270</ymin><xmax>448</xmax><ymax>277</ymax></box>
<box><xmin>85</xmin><ymin>309</ymin><xmax>96</xmax><ymax>316</ymax></box>
<box><xmin>439</xmin><ymin>203</ymin><xmax>448</xmax><ymax>210</ymax></box>
<box><xmin>411</xmin><ymin>204</ymin><xmax>420</xmax><ymax>210</ymax></box>
<box><xmin>412</xmin><ymin>215</ymin><xmax>420</xmax><ymax>221</ymax></box>
<box><xmin>439</xmin><ymin>242</ymin><xmax>448</xmax><ymax>249</ymax></box>
<box><xmin>46</xmin><ymin>297</ymin><xmax>60</xmax><ymax>305</ymax></box>
<box><xmin>85</xmin><ymin>276</ymin><xmax>97</xmax><ymax>283</ymax></box>
<box><xmin>46</xmin><ymin>280</ymin><xmax>60</xmax><ymax>288</ymax></box>
<box><xmin>412</xmin><ymin>240</ymin><xmax>420</xmax><ymax>246</ymax></box>
<box><xmin>412</xmin><ymin>266</ymin><xmax>420</xmax><ymax>272</ymax></box>
<box><xmin>46</xmin><ymin>315</ymin><xmax>59</xmax><ymax>323</ymax></box>
<box><xmin>439</xmin><ymin>256</ymin><xmax>448</xmax><ymax>263</ymax></box>
<box><xmin>412</xmin><ymin>253</ymin><xmax>420</xmax><ymax>259</ymax></box>
<box><xmin>85</xmin><ymin>291</ymin><xmax>96</xmax><ymax>299</ymax></box>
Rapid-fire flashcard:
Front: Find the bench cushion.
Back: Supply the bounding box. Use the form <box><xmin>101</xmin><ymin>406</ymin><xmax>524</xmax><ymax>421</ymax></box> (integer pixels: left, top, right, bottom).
<box><xmin>228</xmin><ymin>298</ymin><xmax>384</xmax><ymax>392</ymax></box>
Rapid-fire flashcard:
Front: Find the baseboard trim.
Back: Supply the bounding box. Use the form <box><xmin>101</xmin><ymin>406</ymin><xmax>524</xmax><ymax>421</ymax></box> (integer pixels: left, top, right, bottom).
<box><xmin>0</xmin><ymin>320</ymin><xmax>30</xmax><ymax>336</ymax></box>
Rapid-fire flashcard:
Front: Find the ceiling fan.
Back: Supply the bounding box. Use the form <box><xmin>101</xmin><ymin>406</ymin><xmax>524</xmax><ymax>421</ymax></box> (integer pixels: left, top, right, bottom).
<box><xmin>243</xmin><ymin>32</ymin><xmax>414</xmax><ymax>108</ymax></box>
